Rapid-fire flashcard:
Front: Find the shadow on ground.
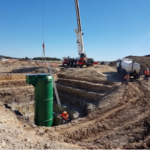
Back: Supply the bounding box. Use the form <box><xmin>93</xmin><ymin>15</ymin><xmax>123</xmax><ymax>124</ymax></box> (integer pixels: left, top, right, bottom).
<box><xmin>103</xmin><ymin>72</ymin><xmax>142</xmax><ymax>84</ymax></box>
<box><xmin>103</xmin><ymin>72</ymin><xmax>123</xmax><ymax>82</ymax></box>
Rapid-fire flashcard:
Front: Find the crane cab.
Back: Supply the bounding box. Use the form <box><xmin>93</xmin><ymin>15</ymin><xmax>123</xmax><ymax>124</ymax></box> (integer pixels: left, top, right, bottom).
<box><xmin>80</xmin><ymin>53</ymin><xmax>87</xmax><ymax>61</ymax></box>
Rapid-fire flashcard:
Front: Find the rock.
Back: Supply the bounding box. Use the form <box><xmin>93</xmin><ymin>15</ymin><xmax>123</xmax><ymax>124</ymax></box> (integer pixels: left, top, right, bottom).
<box><xmin>45</xmin><ymin>143</ymin><xmax>50</xmax><ymax>148</ymax></box>
<box><xmin>85</xmin><ymin>103</ymin><xmax>95</xmax><ymax>114</ymax></box>
<box><xmin>59</xmin><ymin>139</ymin><xmax>64</xmax><ymax>142</ymax></box>
<box><xmin>3</xmin><ymin>129</ymin><xmax>6</xmax><ymax>132</ymax></box>
<box><xmin>25</xmin><ymin>138</ymin><xmax>31</xmax><ymax>142</ymax></box>
<box><xmin>2</xmin><ymin>141</ymin><xmax>6</xmax><ymax>147</ymax></box>
<box><xmin>25</xmin><ymin>143</ymin><xmax>29</xmax><ymax>147</ymax></box>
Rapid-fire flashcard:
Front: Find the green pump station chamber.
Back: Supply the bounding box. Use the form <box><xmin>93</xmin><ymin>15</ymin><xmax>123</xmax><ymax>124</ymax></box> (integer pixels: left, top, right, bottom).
<box><xmin>26</xmin><ymin>73</ymin><xmax>53</xmax><ymax>127</ymax></box>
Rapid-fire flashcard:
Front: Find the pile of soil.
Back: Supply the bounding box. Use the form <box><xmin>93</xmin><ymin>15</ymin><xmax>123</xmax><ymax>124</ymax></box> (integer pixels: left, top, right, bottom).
<box><xmin>61</xmin><ymin>68</ymin><xmax>105</xmax><ymax>78</ymax></box>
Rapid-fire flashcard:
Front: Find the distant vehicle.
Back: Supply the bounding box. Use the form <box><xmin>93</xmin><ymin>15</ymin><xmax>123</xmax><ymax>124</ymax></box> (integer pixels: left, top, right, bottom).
<box><xmin>1</xmin><ymin>58</ymin><xmax>8</xmax><ymax>61</ymax></box>
<box><xmin>117</xmin><ymin>58</ymin><xmax>141</xmax><ymax>79</ymax></box>
<box><xmin>62</xmin><ymin>57</ymin><xmax>95</xmax><ymax>67</ymax></box>
<box><xmin>29</xmin><ymin>59</ymin><xmax>33</xmax><ymax>62</ymax></box>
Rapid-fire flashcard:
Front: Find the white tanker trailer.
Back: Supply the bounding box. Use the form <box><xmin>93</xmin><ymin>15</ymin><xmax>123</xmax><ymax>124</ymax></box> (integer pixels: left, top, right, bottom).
<box><xmin>117</xmin><ymin>58</ymin><xmax>141</xmax><ymax>79</ymax></box>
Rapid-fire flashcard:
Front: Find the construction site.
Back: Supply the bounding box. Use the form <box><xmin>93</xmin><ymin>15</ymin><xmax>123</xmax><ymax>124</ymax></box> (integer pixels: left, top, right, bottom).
<box><xmin>1</xmin><ymin>0</ymin><xmax>150</xmax><ymax>149</ymax></box>
<box><xmin>0</xmin><ymin>57</ymin><xmax>150</xmax><ymax>149</ymax></box>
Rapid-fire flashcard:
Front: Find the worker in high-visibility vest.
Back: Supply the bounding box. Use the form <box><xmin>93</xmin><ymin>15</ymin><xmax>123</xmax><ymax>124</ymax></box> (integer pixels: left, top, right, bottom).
<box><xmin>59</xmin><ymin>111</ymin><xmax>69</xmax><ymax>124</ymax></box>
<box><xmin>121</xmin><ymin>73</ymin><xmax>130</xmax><ymax>85</ymax></box>
<box><xmin>144</xmin><ymin>68</ymin><xmax>150</xmax><ymax>81</ymax></box>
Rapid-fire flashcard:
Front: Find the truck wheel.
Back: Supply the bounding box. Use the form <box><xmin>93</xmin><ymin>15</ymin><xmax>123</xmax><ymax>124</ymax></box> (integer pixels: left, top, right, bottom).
<box><xmin>117</xmin><ymin>67</ymin><xmax>119</xmax><ymax>73</ymax></box>
<box><xmin>86</xmin><ymin>64</ymin><xmax>89</xmax><ymax>67</ymax></box>
<box><xmin>73</xmin><ymin>62</ymin><xmax>77</xmax><ymax>67</ymax></box>
<box><xmin>80</xmin><ymin>65</ymin><xmax>83</xmax><ymax>68</ymax></box>
<box><xmin>70</xmin><ymin>62</ymin><xmax>72</xmax><ymax>67</ymax></box>
<box><xmin>67</xmin><ymin>63</ymin><xmax>69</xmax><ymax>67</ymax></box>
<box><xmin>134</xmin><ymin>75</ymin><xmax>140</xmax><ymax>80</ymax></box>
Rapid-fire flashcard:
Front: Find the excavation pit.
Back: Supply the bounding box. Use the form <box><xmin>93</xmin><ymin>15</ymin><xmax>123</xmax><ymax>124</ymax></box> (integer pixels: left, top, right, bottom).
<box><xmin>5</xmin><ymin>101</ymin><xmax>86</xmax><ymax>126</ymax></box>
<box><xmin>0</xmin><ymin>68</ymin><xmax>117</xmax><ymax>128</ymax></box>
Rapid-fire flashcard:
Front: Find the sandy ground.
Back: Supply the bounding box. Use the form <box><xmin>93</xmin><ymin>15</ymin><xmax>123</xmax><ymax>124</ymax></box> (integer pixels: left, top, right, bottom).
<box><xmin>0</xmin><ymin>60</ymin><xmax>150</xmax><ymax>149</ymax></box>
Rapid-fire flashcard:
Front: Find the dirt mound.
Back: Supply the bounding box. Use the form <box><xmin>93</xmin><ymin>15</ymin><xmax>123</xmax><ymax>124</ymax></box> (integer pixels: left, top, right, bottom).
<box><xmin>68</xmin><ymin>69</ymin><xmax>105</xmax><ymax>78</ymax></box>
<box><xmin>57</xmin><ymin>68</ymin><xmax>111</xmax><ymax>84</ymax></box>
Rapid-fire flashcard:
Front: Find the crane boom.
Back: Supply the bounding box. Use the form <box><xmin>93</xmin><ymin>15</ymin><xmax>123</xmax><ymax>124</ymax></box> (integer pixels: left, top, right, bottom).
<box><xmin>74</xmin><ymin>0</ymin><xmax>85</xmax><ymax>56</ymax></box>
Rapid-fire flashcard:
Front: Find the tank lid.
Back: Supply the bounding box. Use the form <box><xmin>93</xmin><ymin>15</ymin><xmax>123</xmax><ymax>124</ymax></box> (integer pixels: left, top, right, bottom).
<box><xmin>26</xmin><ymin>74</ymin><xmax>37</xmax><ymax>76</ymax></box>
<box><xmin>38</xmin><ymin>73</ymin><xmax>51</xmax><ymax>76</ymax></box>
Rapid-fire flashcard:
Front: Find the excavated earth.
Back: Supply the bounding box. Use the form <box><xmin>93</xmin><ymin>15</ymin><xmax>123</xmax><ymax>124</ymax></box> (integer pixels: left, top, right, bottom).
<box><xmin>0</xmin><ymin>60</ymin><xmax>150</xmax><ymax>149</ymax></box>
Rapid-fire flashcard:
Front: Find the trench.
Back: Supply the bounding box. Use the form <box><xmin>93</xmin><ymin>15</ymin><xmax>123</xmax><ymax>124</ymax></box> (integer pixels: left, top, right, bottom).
<box><xmin>4</xmin><ymin>99</ymin><xmax>87</xmax><ymax>126</ymax></box>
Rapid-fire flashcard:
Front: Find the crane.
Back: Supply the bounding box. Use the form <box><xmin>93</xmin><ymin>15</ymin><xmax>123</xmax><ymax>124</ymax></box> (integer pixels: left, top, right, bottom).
<box><xmin>62</xmin><ymin>0</ymin><xmax>98</xmax><ymax>67</ymax></box>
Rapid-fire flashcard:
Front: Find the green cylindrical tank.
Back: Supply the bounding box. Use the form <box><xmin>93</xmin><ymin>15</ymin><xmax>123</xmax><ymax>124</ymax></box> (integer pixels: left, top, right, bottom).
<box><xmin>26</xmin><ymin>73</ymin><xmax>53</xmax><ymax>127</ymax></box>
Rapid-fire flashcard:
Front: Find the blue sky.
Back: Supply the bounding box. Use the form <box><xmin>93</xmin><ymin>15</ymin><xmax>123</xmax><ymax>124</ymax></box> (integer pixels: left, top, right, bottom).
<box><xmin>0</xmin><ymin>0</ymin><xmax>150</xmax><ymax>61</ymax></box>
